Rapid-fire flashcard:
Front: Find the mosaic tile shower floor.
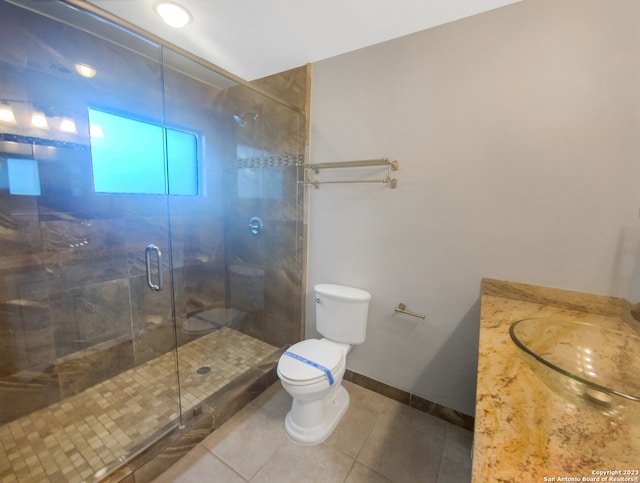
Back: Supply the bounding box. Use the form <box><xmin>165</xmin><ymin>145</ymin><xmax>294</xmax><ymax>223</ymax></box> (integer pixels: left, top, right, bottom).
<box><xmin>0</xmin><ymin>328</ymin><xmax>277</xmax><ymax>483</ymax></box>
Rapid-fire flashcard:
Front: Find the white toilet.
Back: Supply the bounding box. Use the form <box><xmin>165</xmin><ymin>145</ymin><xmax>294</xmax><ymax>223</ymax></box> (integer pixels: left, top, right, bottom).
<box><xmin>277</xmin><ymin>283</ymin><xmax>371</xmax><ymax>444</ymax></box>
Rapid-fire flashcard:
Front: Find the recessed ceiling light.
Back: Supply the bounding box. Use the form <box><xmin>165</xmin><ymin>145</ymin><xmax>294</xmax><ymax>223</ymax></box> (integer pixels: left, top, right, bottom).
<box><xmin>75</xmin><ymin>63</ymin><xmax>96</xmax><ymax>78</ymax></box>
<box><xmin>31</xmin><ymin>112</ymin><xmax>48</xmax><ymax>129</ymax></box>
<box><xmin>0</xmin><ymin>104</ymin><xmax>16</xmax><ymax>123</ymax></box>
<box><xmin>154</xmin><ymin>2</ymin><xmax>192</xmax><ymax>29</ymax></box>
<box><xmin>60</xmin><ymin>118</ymin><xmax>77</xmax><ymax>133</ymax></box>
<box><xmin>90</xmin><ymin>125</ymin><xmax>104</xmax><ymax>138</ymax></box>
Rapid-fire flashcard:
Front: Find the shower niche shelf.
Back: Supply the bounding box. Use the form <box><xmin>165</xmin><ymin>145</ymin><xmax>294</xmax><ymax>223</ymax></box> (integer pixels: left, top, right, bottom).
<box><xmin>298</xmin><ymin>157</ymin><xmax>399</xmax><ymax>189</ymax></box>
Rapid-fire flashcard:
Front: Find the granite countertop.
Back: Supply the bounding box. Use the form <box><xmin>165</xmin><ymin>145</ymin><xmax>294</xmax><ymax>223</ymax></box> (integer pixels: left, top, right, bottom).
<box><xmin>472</xmin><ymin>279</ymin><xmax>640</xmax><ymax>482</ymax></box>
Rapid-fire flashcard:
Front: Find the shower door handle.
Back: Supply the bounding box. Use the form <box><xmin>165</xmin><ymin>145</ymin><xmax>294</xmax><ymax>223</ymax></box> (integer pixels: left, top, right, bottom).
<box><xmin>145</xmin><ymin>244</ymin><xmax>163</xmax><ymax>291</ymax></box>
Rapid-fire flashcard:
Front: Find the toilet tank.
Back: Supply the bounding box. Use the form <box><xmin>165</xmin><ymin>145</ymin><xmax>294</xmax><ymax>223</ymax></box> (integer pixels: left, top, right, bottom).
<box><xmin>314</xmin><ymin>284</ymin><xmax>371</xmax><ymax>344</ymax></box>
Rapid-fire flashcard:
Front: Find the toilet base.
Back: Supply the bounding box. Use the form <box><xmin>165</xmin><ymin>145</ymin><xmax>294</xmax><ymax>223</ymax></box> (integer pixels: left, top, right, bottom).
<box><xmin>284</xmin><ymin>385</ymin><xmax>349</xmax><ymax>445</ymax></box>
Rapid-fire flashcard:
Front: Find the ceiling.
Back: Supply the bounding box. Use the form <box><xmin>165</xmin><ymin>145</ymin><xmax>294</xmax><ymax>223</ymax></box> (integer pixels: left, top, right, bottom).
<box><xmin>87</xmin><ymin>0</ymin><xmax>522</xmax><ymax>81</ymax></box>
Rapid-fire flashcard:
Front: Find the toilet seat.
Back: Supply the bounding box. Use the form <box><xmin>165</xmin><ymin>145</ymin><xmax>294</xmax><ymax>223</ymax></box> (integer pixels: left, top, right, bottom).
<box><xmin>278</xmin><ymin>339</ymin><xmax>345</xmax><ymax>386</ymax></box>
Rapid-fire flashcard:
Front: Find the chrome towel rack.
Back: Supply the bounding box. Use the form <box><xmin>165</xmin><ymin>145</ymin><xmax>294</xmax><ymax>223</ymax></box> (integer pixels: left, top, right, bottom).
<box><xmin>298</xmin><ymin>158</ymin><xmax>399</xmax><ymax>189</ymax></box>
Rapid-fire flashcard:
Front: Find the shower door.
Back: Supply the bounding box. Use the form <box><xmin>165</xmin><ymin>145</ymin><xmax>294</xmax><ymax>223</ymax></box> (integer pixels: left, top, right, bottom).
<box><xmin>0</xmin><ymin>1</ymin><xmax>182</xmax><ymax>480</ymax></box>
<box><xmin>161</xmin><ymin>46</ymin><xmax>306</xmax><ymax>419</ymax></box>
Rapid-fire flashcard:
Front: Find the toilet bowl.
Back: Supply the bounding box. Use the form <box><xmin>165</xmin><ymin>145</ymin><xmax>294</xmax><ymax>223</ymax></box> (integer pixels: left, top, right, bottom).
<box><xmin>277</xmin><ymin>283</ymin><xmax>371</xmax><ymax>445</ymax></box>
<box><xmin>277</xmin><ymin>339</ymin><xmax>349</xmax><ymax>444</ymax></box>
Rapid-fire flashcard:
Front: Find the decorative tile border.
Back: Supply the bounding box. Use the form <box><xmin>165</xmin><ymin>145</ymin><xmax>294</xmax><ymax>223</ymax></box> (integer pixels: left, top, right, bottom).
<box><xmin>230</xmin><ymin>153</ymin><xmax>304</xmax><ymax>169</ymax></box>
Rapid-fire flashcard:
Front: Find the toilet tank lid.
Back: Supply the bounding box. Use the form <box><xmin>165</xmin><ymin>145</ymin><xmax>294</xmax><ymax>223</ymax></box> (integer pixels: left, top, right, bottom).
<box><xmin>314</xmin><ymin>284</ymin><xmax>371</xmax><ymax>302</ymax></box>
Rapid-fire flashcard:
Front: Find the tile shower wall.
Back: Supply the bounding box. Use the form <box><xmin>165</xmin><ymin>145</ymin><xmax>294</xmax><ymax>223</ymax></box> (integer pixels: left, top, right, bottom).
<box><xmin>221</xmin><ymin>67</ymin><xmax>308</xmax><ymax>348</ymax></box>
<box><xmin>0</xmin><ymin>2</ymin><xmax>305</xmax><ymax>425</ymax></box>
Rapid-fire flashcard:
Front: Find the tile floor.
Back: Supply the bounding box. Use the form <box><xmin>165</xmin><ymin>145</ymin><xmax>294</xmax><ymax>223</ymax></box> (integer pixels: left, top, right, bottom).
<box><xmin>0</xmin><ymin>328</ymin><xmax>277</xmax><ymax>483</ymax></box>
<box><xmin>154</xmin><ymin>380</ymin><xmax>473</xmax><ymax>483</ymax></box>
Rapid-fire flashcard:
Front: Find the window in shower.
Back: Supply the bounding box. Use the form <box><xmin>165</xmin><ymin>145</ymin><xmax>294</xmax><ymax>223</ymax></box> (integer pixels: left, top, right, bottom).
<box><xmin>88</xmin><ymin>107</ymin><xmax>198</xmax><ymax>195</ymax></box>
<box><xmin>0</xmin><ymin>158</ymin><xmax>42</xmax><ymax>196</ymax></box>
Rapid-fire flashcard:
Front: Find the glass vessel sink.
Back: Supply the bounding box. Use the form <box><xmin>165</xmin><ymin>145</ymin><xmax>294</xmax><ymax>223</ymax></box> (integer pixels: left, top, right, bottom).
<box><xmin>510</xmin><ymin>318</ymin><xmax>640</xmax><ymax>420</ymax></box>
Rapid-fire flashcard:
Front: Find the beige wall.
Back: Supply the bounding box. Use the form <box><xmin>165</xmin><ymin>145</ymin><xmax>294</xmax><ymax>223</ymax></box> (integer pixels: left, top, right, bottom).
<box><xmin>307</xmin><ymin>0</ymin><xmax>640</xmax><ymax>415</ymax></box>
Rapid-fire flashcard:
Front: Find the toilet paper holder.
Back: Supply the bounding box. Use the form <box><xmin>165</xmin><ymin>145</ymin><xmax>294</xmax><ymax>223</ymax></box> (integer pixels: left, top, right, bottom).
<box><xmin>394</xmin><ymin>303</ymin><xmax>425</xmax><ymax>319</ymax></box>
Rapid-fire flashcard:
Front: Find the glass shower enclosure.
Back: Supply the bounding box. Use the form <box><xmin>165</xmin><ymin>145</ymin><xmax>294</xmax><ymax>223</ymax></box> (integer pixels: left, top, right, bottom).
<box><xmin>0</xmin><ymin>1</ymin><xmax>303</xmax><ymax>481</ymax></box>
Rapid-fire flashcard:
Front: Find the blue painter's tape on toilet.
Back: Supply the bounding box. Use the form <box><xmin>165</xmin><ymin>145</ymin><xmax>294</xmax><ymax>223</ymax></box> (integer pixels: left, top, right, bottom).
<box><xmin>283</xmin><ymin>351</ymin><xmax>334</xmax><ymax>385</ymax></box>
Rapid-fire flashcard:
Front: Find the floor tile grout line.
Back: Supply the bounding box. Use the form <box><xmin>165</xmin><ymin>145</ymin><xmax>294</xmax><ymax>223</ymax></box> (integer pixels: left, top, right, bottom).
<box><xmin>351</xmin><ymin>406</ymin><xmax>380</xmax><ymax>464</ymax></box>
<box><xmin>246</xmin><ymin>434</ymin><xmax>289</xmax><ymax>483</ymax></box>
<box><xmin>434</xmin><ymin>422</ymin><xmax>452</xmax><ymax>483</ymax></box>
<box><xmin>341</xmin><ymin>457</ymin><xmax>358</xmax><ymax>483</ymax></box>
<box><xmin>204</xmin><ymin>447</ymin><xmax>249</xmax><ymax>482</ymax></box>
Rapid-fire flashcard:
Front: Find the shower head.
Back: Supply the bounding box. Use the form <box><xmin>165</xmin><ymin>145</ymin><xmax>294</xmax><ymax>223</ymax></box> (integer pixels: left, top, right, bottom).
<box><xmin>233</xmin><ymin>112</ymin><xmax>258</xmax><ymax>127</ymax></box>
